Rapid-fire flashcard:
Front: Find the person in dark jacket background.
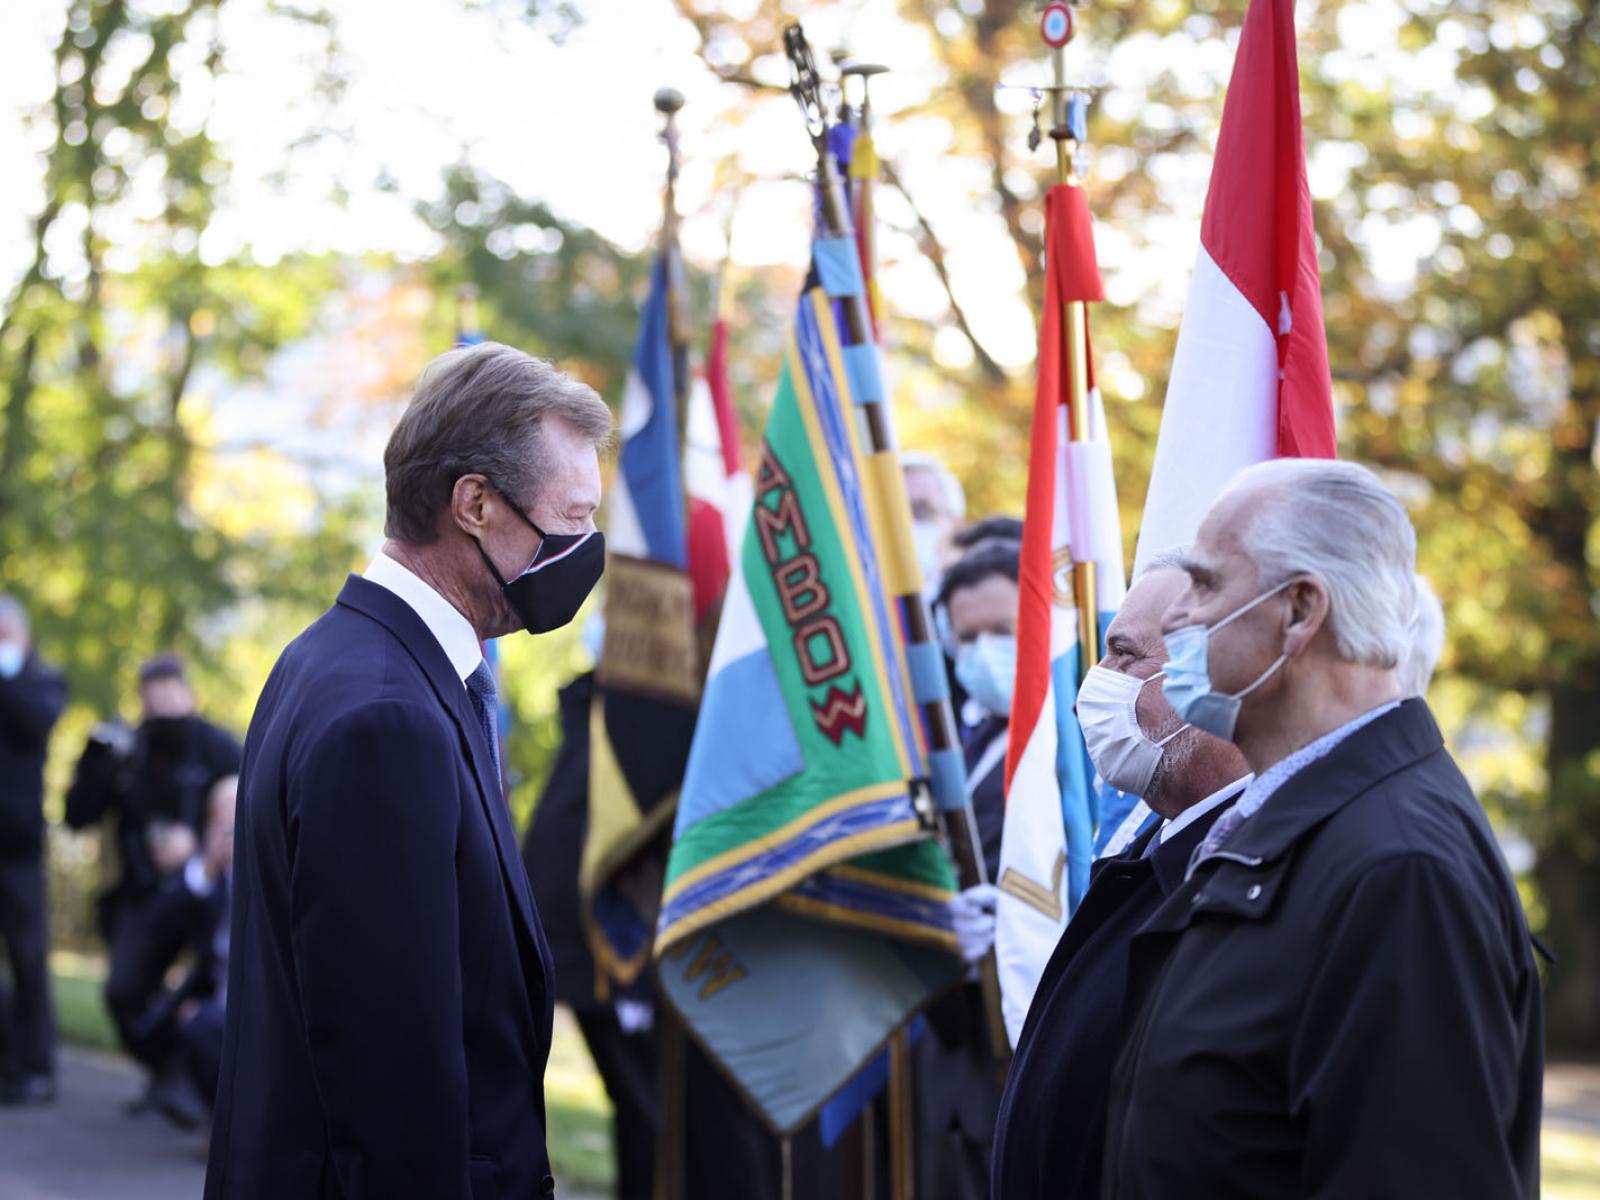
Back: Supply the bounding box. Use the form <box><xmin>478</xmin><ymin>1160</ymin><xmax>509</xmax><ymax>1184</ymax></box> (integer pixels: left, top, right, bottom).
<box><xmin>0</xmin><ymin>595</ymin><xmax>68</xmax><ymax>1106</ymax></box>
<box><xmin>1104</xmin><ymin>459</ymin><xmax>1542</xmax><ymax>1198</ymax></box>
<box><xmin>64</xmin><ymin>653</ymin><xmax>240</xmax><ymax>1110</ymax></box>
<box><xmin>991</xmin><ymin>552</ymin><xmax>1251</xmax><ymax>1200</ymax></box>
<box><xmin>903</xmin><ymin>538</ymin><xmax>1021</xmax><ymax>1200</ymax></box>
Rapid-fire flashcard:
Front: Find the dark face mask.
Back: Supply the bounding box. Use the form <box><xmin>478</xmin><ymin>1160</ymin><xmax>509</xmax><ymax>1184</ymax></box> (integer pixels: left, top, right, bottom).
<box><xmin>473</xmin><ymin>489</ymin><xmax>605</xmax><ymax>635</ymax></box>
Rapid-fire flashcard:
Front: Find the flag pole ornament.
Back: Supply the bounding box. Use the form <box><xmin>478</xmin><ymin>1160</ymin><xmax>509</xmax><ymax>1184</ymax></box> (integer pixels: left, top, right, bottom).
<box><xmin>651</xmin><ymin>24</ymin><xmax>988</xmax><ymax>1135</ymax></box>
<box><xmin>992</xmin><ymin>2</ymin><xmax>1132</xmax><ymax>1045</ymax></box>
<box><xmin>1039</xmin><ymin>2</ymin><xmax>1073</xmax><ymax>48</ymax></box>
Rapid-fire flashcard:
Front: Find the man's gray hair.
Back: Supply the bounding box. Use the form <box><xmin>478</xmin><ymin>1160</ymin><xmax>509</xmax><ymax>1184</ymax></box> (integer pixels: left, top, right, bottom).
<box><xmin>900</xmin><ymin>451</ymin><xmax>967</xmax><ymax>520</ymax></box>
<box><xmin>1399</xmin><ymin>574</ymin><xmax>1445</xmax><ymax>698</ymax></box>
<box><xmin>383</xmin><ymin>342</ymin><xmax>612</xmax><ymax>544</ymax></box>
<box><xmin>1225</xmin><ymin>458</ymin><xmax>1417</xmax><ymax>669</ymax></box>
<box><xmin>0</xmin><ymin>595</ymin><xmax>27</xmax><ymax>632</ymax></box>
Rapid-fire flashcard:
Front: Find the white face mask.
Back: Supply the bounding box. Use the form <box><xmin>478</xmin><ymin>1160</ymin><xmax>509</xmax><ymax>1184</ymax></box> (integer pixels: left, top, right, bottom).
<box><xmin>1077</xmin><ymin>664</ymin><xmax>1188</xmax><ymax>798</ymax></box>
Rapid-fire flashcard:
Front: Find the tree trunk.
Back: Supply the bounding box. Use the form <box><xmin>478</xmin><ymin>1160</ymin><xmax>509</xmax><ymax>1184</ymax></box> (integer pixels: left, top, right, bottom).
<box><xmin>1536</xmin><ymin>679</ymin><xmax>1600</xmax><ymax>1054</ymax></box>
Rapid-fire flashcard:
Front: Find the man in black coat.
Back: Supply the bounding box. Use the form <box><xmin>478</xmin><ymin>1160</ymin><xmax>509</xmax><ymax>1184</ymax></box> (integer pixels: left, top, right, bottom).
<box><xmin>522</xmin><ymin>670</ymin><xmax>657</xmax><ymax>1200</ymax></box>
<box><xmin>64</xmin><ymin>653</ymin><xmax>240</xmax><ymax>1090</ymax></box>
<box><xmin>1104</xmin><ymin>459</ymin><xmax>1541</xmax><ymax>1198</ymax></box>
<box><xmin>205</xmin><ymin>342</ymin><xmax>612</xmax><ymax>1199</ymax></box>
<box><xmin>990</xmin><ymin>555</ymin><xmax>1251</xmax><ymax>1200</ymax></box>
<box><xmin>0</xmin><ymin>596</ymin><xmax>68</xmax><ymax>1106</ymax></box>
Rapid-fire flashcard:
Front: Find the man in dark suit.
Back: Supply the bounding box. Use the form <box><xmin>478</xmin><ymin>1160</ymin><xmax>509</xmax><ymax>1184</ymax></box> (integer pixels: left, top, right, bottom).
<box><xmin>989</xmin><ymin>554</ymin><xmax>1251</xmax><ymax>1199</ymax></box>
<box><xmin>1104</xmin><ymin>459</ymin><xmax>1542</xmax><ymax>1197</ymax></box>
<box><xmin>0</xmin><ymin>596</ymin><xmax>68</xmax><ymax>1106</ymax></box>
<box><xmin>205</xmin><ymin>342</ymin><xmax>612</xmax><ymax>1199</ymax></box>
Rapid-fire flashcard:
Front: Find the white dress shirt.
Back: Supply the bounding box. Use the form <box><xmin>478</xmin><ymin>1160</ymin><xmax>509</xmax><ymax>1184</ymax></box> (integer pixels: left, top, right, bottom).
<box><xmin>363</xmin><ymin>551</ymin><xmax>483</xmax><ymax>686</ymax></box>
<box><xmin>1159</xmin><ymin>774</ymin><xmax>1255</xmax><ymax>844</ymax></box>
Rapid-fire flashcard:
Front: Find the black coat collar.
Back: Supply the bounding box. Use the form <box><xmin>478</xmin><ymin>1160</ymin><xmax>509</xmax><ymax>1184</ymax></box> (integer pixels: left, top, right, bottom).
<box><xmin>1219</xmin><ymin>698</ymin><xmax>1442</xmax><ymax>868</ymax></box>
<box><xmin>335</xmin><ymin>575</ymin><xmax>543</xmax><ymax>960</ymax></box>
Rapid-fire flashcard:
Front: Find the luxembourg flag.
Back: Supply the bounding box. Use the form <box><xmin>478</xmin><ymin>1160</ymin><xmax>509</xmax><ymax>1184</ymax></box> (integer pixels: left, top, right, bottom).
<box><xmin>1132</xmin><ymin>0</ymin><xmax>1335</xmax><ymax>579</ymax></box>
<box><xmin>994</xmin><ymin>184</ymin><xmax>1127</xmax><ymax>1045</ymax></box>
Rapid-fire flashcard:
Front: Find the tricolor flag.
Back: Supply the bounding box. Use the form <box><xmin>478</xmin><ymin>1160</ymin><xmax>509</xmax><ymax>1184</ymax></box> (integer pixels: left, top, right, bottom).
<box><xmin>1132</xmin><ymin>0</ymin><xmax>1335</xmax><ymax>578</ymax></box>
<box><xmin>994</xmin><ymin>184</ymin><xmax>1127</xmax><ymax>1045</ymax></box>
<box><xmin>581</xmin><ymin>252</ymin><xmax>702</xmax><ymax>987</ymax></box>
<box><xmin>654</xmin><ymin>241</ymin><xmax>963</xmax><ymax>1134</ymax></box>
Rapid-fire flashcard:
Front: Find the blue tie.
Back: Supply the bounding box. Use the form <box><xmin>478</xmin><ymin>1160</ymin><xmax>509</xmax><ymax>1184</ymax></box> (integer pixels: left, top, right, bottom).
<box><xmin>465</xmin><ymin>661</ymin><xmax>501</xmax><ymax>785</ymax></box>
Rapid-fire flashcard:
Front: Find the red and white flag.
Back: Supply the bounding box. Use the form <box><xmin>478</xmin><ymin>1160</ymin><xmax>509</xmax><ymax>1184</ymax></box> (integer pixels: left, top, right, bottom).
<box><xmin>1132</xmin><ymin>0</ymin><xmax>1335</xmax><ymax>578</ymax></box>
<box><xmin>684</xmin><ymin>303</ymin><xmax>750</xmax><ymax>624</ymax></box>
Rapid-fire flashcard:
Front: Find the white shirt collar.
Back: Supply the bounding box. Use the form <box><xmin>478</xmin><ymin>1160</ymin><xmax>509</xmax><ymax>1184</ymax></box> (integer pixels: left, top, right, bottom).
<box><xmin>1159</xmin><ymin>774</ymin><xmax>1254</xmax><ymax>844</ymax></box>
<box><xmin>363</xmin><ymin>551</ymin><xmax>483</xmax><ymax>685</ymax></box>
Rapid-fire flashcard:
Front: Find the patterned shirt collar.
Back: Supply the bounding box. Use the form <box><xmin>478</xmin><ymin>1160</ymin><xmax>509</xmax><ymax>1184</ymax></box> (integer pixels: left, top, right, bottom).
<box><xmin>1229</xmin><ymin>699</ymin><xmax>1403</xmax><ymax>831</ymax></box>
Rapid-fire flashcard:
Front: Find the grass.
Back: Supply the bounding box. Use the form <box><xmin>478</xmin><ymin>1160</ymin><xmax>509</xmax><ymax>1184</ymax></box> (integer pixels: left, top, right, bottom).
<box><xmin>48</xmin><ymin>957</ymin><xmax>1600</xmax><ymax>1197</ymax></box>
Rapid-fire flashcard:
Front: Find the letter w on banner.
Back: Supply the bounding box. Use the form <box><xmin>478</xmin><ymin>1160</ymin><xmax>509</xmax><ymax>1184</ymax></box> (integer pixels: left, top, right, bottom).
<box><xmin>995</xmin><ymin>183</ymin><xmax>1128</xmax><ymax>1046</ymax></box>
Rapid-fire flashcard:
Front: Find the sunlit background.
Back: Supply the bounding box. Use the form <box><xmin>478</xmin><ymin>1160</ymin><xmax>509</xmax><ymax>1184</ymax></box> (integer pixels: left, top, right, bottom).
<box><xmin>1</xmin><ymin>0</ymin><xmax>1597</xmax><ymax>1194</ymax></box>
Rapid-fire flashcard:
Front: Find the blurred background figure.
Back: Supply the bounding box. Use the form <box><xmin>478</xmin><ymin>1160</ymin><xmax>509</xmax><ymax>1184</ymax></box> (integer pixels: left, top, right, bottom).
<box><xmin>522</xmin><ymin>669</ymin><xmax>657</xmax><ymax>1200</ymax></box>
<box><xmin>1401</xmin><ymin>574</ymin><xmax>1445</xmax><ymax>700</ymax></box>
<box><xmin>908</xmin><ymin>534</ymin><xmax>1021</xmax><ymax>1199</ymax></box>
<box><xmin>153</xmin><ymin>775</ymin><xmax>238</xmax><ymax>1131</ymax></box>
<box><xmin>64</xmin><ymin>654</ymin><xmax>241</xmax><ymax>1117</ymax></box>
<box><xmin>0</xmin><ymin>595</ymin><xmax>68</xmax><ymax>1107</ymax></box>
<box><xmin>901</xmin><ymin>451</ymin><xmax>967</xmax><ymax>593</ymax></box>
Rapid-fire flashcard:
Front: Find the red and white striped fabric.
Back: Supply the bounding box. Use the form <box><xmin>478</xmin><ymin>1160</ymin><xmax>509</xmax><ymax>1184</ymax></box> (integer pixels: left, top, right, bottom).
<box><xmin>1132</xmin><ymin>0</ymin><xmax>1335</xmax><ymax>578</ymax></box>
<box><xmin>684</xmin><ymin>310</ymin><xmax>750</xmax><ymax>624</ymax></box>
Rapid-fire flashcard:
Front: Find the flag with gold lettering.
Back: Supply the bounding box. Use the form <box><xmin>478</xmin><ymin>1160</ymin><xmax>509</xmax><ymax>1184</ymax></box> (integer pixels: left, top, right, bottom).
<box><xmin>654</xmin><ymin>247</ymin><xmax>963</xmax><ymax>1134</ymax></box>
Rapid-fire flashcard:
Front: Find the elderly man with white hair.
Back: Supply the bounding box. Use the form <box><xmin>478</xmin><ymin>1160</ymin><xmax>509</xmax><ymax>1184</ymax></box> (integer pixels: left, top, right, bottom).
<box><xmin>1102</xmin><ymin>458</ymin><xmax>1542</xmax><ymax>1199</ymax></box>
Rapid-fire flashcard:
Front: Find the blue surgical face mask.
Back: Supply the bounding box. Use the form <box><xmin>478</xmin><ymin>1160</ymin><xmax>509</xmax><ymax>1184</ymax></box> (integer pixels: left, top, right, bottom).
<box><xmin>955</xmin><ymin>633</ymin><xmax>1017</xmax><ymax>720</ymax></box>
<box><xmin>1161</xmin><ymin>579</ymin><xmax>1293</xmax><ymax>742</ymax></box>
<box><xmin>0</xmin><ymin>641</ymin><xmax>23</xmax><ymax>680</ymax></box>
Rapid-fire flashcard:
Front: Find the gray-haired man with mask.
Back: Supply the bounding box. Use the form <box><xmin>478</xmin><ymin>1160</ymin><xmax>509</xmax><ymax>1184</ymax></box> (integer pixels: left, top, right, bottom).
<box><xmin>1103</xmin><ymin>458</ymin><xmax>1541</xmax><ymax>1198</ymax></box>
<box><xmin>207</xmin><ymin>342</ymin><xmax>612</xmax><ymax>1200</ymax></box>
<box><xmin>989</xmin><ymin>552</ymin><xmax>1251</xmax><ymax>1200</ymax></box>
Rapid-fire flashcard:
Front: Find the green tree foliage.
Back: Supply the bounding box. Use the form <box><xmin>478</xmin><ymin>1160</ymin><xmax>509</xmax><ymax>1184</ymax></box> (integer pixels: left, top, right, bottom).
<box><xmin>668</xmin><ymin>0</ymin><xmax>1599</xmax><ymax>1049</ymax></box>
<box><xmin>0</xmin><ymin>0</ymin><xmax>363</xmax><ymax>721</ymax></box>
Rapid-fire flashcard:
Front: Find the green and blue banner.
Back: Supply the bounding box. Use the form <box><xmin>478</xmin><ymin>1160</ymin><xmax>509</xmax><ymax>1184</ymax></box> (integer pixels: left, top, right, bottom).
<box><xmin>654</xmin><ymin>255</ymin><xmax>963</xmax><ymax>1134</ymax></box>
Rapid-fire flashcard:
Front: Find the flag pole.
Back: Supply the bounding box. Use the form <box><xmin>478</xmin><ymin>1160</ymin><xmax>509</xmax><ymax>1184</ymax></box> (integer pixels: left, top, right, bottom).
<box><xmin>651</xmin><ymin>86</ymin><xmax>690</xmax><ymax>1200</ymax></box>
<box><xmin>784</xmin><ymin>26</ymin><xmax>1011</xmax><ymax>1083</ymax></box>
<box><xmin>1039</xmin><ymin>1</ymin><xmax>1100</xmax><ymax>679</ymax></box>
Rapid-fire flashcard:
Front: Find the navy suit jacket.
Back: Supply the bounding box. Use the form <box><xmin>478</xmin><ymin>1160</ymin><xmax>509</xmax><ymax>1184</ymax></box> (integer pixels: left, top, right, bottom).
<box><xmin>205</xmin><ymin>576</ymin><xmax>557</xmax><ymax>1200</ymax></box>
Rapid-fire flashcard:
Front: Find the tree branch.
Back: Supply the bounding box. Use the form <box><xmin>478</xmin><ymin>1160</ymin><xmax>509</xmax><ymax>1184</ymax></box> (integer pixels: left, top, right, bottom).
<box><xmin>879</xmin><ymin>160</ymin><xmax>1009</xmax><ymax>385</ymax></box>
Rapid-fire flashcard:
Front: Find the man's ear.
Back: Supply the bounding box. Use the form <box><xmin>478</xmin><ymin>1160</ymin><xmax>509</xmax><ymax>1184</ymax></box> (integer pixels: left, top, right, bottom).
<box><xmin>451</xmin><ymin>474</ymin><xmax>493</xmax><ymax>538</ymax></box>
<box><xmin>1282</xmin><ymin>576</ymin><xmax>1330</xmax><ymax>658</ymax></box>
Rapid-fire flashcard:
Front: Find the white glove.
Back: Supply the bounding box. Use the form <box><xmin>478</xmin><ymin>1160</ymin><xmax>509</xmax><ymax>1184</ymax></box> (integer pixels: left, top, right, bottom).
<box><xmin>614</xmin><ymin>998</ymin><xmax>654</xmax><ymax>1035</ymax></box>
<box><xmin>948</xmin><ymin>883</ymin><xmax>1000</xmax><ymax>965</ymax></box>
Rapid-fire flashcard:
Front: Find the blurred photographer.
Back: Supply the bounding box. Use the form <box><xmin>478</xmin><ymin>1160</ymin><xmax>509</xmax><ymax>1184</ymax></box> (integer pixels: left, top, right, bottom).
<box><xmin>0</xmin><ymin>595</ymin><xmax>68</xmax><ymax>1106</ymax></box>
<box><xmin>64</xmin><ymin>654</ymin><xmax>239</xmax><ymax>1107</ymax></box>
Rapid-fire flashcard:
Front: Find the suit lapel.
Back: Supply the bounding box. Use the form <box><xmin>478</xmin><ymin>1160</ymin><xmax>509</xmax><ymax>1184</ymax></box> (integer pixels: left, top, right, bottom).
<box><xmin>336</xmin><ymin>576</ymin><xmax>552</xmax><ymax>1014</ymax></box>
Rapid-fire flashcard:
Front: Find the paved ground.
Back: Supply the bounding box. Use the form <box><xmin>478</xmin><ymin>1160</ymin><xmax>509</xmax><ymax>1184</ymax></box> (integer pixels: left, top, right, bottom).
<box><xmin>1</xmin><ymin>1047</ymin><xmax>1595</xmax><ymax>1198</ymax></box>
<box><xmin>1547</xmin><ymin>1062</ymin><xmax>1600</xmax><ymax>1134</ymax></box>
<box><xmin>0</xmin><ymin>1049</ymin><xmax>206</xmax><ymax>1200</ymax></box>
<box><xmin>0</xmin><ymin>1048</ymin><xmax>603</xmax><ymax>1200</ymax></box>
